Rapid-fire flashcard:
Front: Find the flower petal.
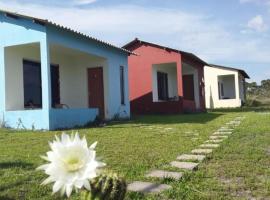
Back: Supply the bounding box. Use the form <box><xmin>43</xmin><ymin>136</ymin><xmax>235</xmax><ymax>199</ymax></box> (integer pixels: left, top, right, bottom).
<box><xmin>41</xmin><ymin>177</ymin><xmax>54</xmax><ymax>185</ymax></box>
<box><xmin>66</xmin><ymin>185</ymin><xmax>73</xmax><ymax>197</ymax></box>
<box><xmin>36</xmin><ymin>164</ymin><xmax>49</xmax><ymax>171</ymax></box>
<box><xmin>40</xmin><ymin>155</ymin><xmax>49</xmax><ymax>161</ymax></box>
<box><xmin>83</xmin><ymin>180</ymin><xmax>91</xmax><ymax>191</ymax></box>
<box><xmin>89</xmin><ymin>141</ymin><xmax>97</xmax><ymax>150</ymax></box>
<box><xmin>53</xmin><ymin>181</ymin><xmax>63</xmax><ymax>194</ymax></box>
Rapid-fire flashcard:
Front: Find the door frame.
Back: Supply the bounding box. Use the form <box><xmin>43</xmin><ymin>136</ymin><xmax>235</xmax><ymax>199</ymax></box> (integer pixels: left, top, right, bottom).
<box><xmin>183</xmin><ymin>74</ymin><xmax>195</xmax><ymax>101</ymax></box>
<box><xmin>87</xmin><ymin>67</ymin><xmax>105</xmax><ymax>119</ymax></box>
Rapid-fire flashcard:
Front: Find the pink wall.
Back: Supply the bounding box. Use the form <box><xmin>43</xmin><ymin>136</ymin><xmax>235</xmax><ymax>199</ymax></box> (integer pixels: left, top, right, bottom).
<box><xmin>126</xmin><ymin>42</ymin><xmax>205</xmax><ymax>114</ymax></box>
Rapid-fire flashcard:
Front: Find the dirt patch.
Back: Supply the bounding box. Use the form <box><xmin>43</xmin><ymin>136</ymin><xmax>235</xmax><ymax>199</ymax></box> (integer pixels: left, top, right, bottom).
<box><xmin>232</xmin><ymin>189</ymin><xmax>256</xmax><ymax>200</ymax></box>
<box><xmin>218</xmin><ymin>176</ymin><xmax>244</xmax><ymax>185</ymax></box>
<box><xmin>265</xmin><ymin>147</ymin><xmax>270</xmax><ymax>155</ymax></box>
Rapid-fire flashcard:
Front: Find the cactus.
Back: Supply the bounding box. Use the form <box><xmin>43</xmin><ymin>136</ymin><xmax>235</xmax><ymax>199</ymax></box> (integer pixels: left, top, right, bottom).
<box><xmin>81</xmin><ymin>172</ymin><xmax>127</xmax><ymax>200</ymax></box>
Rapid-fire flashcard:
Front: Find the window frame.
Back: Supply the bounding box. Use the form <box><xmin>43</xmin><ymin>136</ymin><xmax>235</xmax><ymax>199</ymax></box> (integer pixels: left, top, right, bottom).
<box><xmin>23</xmin><ymin>59</ymin><xmax>60</xmax><ymax>109</ymax></box>
<box><xmin>120</xmin><ymin>66</ymin><xmax>125</xmax><ymax>105</ymax></box>
<box><xmin>23</xmin><ymin>59</ymin><xmax>42</xmax><ymax>109</ymax></box>
<box><xmin>157</xmin><ymin>71</ymin><xmax>169</xmax><ymax>101</ymax></box>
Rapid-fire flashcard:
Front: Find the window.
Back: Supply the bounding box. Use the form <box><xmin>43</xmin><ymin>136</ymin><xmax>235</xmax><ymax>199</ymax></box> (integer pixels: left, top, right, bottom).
<box><xmin>218</xmin><ymin>82</ymin><xmax>224</xmax><ymax>99</ymax></box>
<box><xmin>157</xmin><ymin>71</ymin><xmax>169</xmax><ymax>101</ymax></box>
<box><xmin>50</xmin><ymin>65</ymin><xmax>60</xmax><ymax>107</ymax></box>
<box><xmin>120</xmin><ymin>66</ymin><xmax>125</xmax><ymax>105</ymax></box>
<box><xmin>23</xmin><ymin>60</ymin><xmax>42</xmax><ymax>108</ymax></box>
<box><xmin>23</xmin><ymin>60</ymin><xmax>60</xmax><ymax>109</ymax></box>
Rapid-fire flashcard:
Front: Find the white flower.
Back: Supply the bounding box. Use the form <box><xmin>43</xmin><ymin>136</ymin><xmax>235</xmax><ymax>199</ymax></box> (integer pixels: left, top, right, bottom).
<box><xmin>37</xmin><ymin>132</ymin><xmax>105</xmax><ymax>197</ymax></box>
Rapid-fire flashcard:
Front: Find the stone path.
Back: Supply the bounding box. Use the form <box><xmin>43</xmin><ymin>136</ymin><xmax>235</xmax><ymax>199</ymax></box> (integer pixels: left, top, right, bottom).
<box><xmin>205</xmin><ymin>139</ymin><xmax>223</xmax><ymax>143</ymax></box>
<box><xmin>219</xmin><ymin>128</ymin><xmax>234</xmax><ymax>131</ymax></box>
<box><xmin>210</xmin><ymin>135</ymin><xmax>228</xmax><ymax>139</ymax></box>
<box><xmin>128</xmin><ymin>181</ymin><xmax>172</xmax><ymax>193</ymax></box>
<box><xmin>127</xmin><ymin>116</ymin><xmax>246</xmax><ymax>194</ymax></box>
<box><xmin>170</xmin><ymin>161</ymin><xmax>199</xmax><ymax>170</ymax></box>
<box><xmin>213</xmin><ymin>131</ymin><xmax>232</xmax><ymax>135</ymax></box>
<box><xmin>177</xmin><ymin>154</ymin><xmax>206</xmax><ymax>162</ymax></box>
<box><xmin>192</xmin><ymin>148</ymin><xmax>213</xmax><ymax>154</ymax></box>
<box><xmin>200</xmin><ymin>144</ymin><xmax>220</xmax><ymax>148</ymax></box>
<box><xmin>146</xmin><ymin>170</ymin><xmax>183</xmax><ymax>180</ymax></box>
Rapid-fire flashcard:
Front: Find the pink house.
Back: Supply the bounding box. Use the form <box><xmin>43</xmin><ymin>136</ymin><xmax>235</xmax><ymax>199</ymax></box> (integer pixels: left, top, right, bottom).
<box><xmin>123</xmin><ymin>38</ymin><xmax>207</xmax><ymax>114</ymax></box>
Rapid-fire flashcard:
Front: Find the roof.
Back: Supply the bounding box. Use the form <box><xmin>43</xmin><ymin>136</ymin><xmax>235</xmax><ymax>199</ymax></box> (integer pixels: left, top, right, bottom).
<box><xmin>210</xmin><ymin>64</ymin><xmax>250</xmax><ymax>79</ymax></box>
<box><xmin>0</xmin><ymin>9</ymin><xmax>133</xmax><ymax>55</ymax></box>
<box><xmin>123</xmin><ymin>38</ymin><xmax>208</xmax><ymax>65</ymax></box>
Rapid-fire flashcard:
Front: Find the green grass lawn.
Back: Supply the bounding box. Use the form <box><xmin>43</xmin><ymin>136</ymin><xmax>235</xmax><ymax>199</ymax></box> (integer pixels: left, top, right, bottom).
<box><xmin>0</xmin><ymin>110</ymin><xmax>269</xmax><ymax>199</ymax></box>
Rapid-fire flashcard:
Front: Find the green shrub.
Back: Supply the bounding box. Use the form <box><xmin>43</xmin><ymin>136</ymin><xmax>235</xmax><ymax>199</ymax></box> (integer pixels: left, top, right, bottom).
<box><xmin>245</xmin><ymin>98</ymin><xmax>262</xmax><ymax>107</ymax></box>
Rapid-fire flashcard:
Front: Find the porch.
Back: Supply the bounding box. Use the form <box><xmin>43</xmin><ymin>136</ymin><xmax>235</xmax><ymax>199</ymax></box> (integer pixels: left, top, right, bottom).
<box><xmin>182</xmin><ymin>62</ymin><xmax>200</xmax><ymax>112</ymax></box>
<box><xmin>3</xmin><ymin>42</ymin><xmax>107</xmax><ymax>130</ymax></box>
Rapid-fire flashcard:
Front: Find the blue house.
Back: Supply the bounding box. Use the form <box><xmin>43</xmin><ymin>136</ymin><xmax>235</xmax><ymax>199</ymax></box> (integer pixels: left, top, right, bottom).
<box><xmin>0</xmin><ymin>9</ymin><xmax>131</xmax><ymax>130</ymax></box>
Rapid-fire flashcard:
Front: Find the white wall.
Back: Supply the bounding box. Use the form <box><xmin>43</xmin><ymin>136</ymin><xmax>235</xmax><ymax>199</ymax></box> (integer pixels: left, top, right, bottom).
<box><xmin>50</xmin><ymin>52</ymin><xmax>106</xmax><ymax>109</ymax></box>
<box><xmin>204</xmin><ymin>65</ymin><xmax>242</xmax><ymax>108</ymax></box>
<box><xmin>182</xmin><ymin>62</ymin><xmax>200</xmax><ymax>109</ymax></box>
<box><xmin>152</xmin><ymin>63</ymin><xmax>178</xmax><ymax>102</ymax></box>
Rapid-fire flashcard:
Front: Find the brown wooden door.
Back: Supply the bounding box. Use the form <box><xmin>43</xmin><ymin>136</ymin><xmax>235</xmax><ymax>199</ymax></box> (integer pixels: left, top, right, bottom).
<box><xmin>88</xmin><ymin>67</ymin><xmax>105</xmax><ymax>118</ymax></box>
<box><xmin>183</xmin><ymin>74</ymin><xmax>195</xmax><ymax>101</ymax></box>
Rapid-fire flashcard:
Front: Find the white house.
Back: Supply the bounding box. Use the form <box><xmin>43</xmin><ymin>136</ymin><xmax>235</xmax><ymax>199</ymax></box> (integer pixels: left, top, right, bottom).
<box><xmin>0</xmin><ymin>9</ymin><xmax>131</xmax><ymax>130</ymax></box>
<box><xmin>204</xmin><ymin>64</ymin><xmax>250</xmax><ymax>109</ymax></box>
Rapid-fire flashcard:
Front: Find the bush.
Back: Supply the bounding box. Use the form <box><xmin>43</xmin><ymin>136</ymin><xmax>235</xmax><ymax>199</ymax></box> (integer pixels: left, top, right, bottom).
<box><xmin>245</xmin><ymin>98</ymin><xmax>262</xmax><ymax>107</ymax></box>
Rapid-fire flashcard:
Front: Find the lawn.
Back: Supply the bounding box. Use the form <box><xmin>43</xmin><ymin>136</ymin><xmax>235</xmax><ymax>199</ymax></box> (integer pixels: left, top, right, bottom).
<box><xmin>0</xmin><ymin>110</ymin><xmax>269</xmax><ymax>199</ymax></box>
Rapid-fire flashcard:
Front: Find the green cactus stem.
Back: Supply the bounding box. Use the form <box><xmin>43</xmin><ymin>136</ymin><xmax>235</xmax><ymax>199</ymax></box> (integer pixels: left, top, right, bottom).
<box><xmin>80</xmin><ymin>172</ymin><xmax>127</xmax><ymax>200</ymax></box>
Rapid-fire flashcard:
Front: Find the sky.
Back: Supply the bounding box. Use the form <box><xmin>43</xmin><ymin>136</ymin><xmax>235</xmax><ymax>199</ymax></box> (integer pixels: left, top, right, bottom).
<box><xmin>0</xmin><ymin>0</ymin><xmax>270</xmax><ymax>83</ymax></box>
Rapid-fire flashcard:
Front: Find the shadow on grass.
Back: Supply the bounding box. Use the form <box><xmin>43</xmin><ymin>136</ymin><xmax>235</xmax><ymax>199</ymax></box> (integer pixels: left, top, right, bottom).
<box><xmin>0</xmin><ymin>161</ymin><xmax>33</xmax><ymax>169</ymax></box>
<box><xmin>0</xmin><ymin>178</ymin><xmax>30</xmax><ymax>193</ymax></box>
<box><xmin>209</xmin><ymin>106</ymin><xmax>270</xmax><ymax>113</ymax></box>
<box><xmin>0</xmin><ymin>196</ymin><xmax>15</xmax><ymax>200</ymax></box>
<box><xmin>125</xmin><ymin>112</ymin><xmax>223</xmax><ymax>125</ymax></box>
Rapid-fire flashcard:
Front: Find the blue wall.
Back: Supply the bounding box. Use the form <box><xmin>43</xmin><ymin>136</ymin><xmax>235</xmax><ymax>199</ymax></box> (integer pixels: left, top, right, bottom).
<box><xmin>49</xmin><ymin>108</ymin><xmax>98</xmax><ymax>130</ymax></box>
<box><xmin>0</xmin><ymin>11</ymin><xmax>130</xmax><ymax>130</ymax></box>
<box><xmin>47</xmin><ymin>25</ymin><xmax>130</xmax><ymax>120</ymax></box>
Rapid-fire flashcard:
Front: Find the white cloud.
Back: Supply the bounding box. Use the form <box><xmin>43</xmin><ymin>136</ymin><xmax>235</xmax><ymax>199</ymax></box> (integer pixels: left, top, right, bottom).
<box><xmin>0</xmin><ymin>0</ymin><xmax>270</xmax><ymax>74</ymax></box>
<box><xmin>247</xmin><ymin>15</ymin><xmax>267</xmax><ymax>32</ymax></box>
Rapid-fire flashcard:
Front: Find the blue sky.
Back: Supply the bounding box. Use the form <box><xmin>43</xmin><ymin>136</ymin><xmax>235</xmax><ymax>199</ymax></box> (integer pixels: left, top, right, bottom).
<box><xmin>1</xmin><ymin>0</ymin><xmax>270</xmax><ymax>83</ymax></box>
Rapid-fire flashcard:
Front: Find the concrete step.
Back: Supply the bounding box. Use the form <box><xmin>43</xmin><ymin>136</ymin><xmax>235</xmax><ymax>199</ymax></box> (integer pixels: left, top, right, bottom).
<box><xmin>200</xmin><ymin>144</ymin><xmax>220</xmax><ymax>148</ymax></box>
<box><xmin>177</xmin><ymin>154</ymin><xmax>206</xmax><ymax>162</ymax></box>
<box><xmin>128</xmin><ymin>181</ymin><xmax>172</xmax><ymax>193</ymax></box>
<box><xmin>170</xmin><ymin>161</ymin><xmax>199</xmax><ymax>170</ymax></box>
<box><xmin>191</xmin><ymin>148</ymin><xmax>213</xmax><ymax>154</ymax></box>
<box><xmin>145</xmin><ymin>170</ymin><xmax>183</xmax><ymax>180</ymax></box>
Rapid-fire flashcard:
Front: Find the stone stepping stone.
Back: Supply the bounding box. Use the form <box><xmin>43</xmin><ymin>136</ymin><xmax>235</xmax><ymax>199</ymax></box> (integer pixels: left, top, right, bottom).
<box><xmin>128</xmin><ymin>181</ymin><xmax>172</xmax><ymax>193</ymax></box>
<box><xmin>170</xmin><ymin>161</ymin><xmax>199</xmax><ymax>170</ymax></box>
<box><xmin>191</xmin><ymin>149</ymin><xmax>213</xmax><ymax>154</ymax></box>
<box><xmin>227</xmin><ymin>122</ymin><xmax>240</xmax><ymax>125</ymax></box>
<box><xmin>200</xmin><ymin>144</ymin><xmax>220</xmax><ymax>148</ymax></box>
<box><xmin>145</xmin><ymin>170</ymin><xmax>183</xmax><ymax>180</ymax></box>
<box><xmin>177</xmin><ymin>154</ymin><xmax>206</xmax><ymax>162</ymax></box>
<box><xmin>210</xmin><ymin>135</ymin><xmax>228</xmax><ymax>140</ymax></box>
<box><xmin>219</xmin><ymin>128</ymin><xmax>234</xmax><ymax>131</ymax></box>
<box><xmin>205</xmin><ymin>139</ymin><xmax>223</xmax><ymax>143</ymax></box>
<box><xmin>213</xmin><ymin>132</ymin><xmax>232</xmax><ymax>135</ymax></box>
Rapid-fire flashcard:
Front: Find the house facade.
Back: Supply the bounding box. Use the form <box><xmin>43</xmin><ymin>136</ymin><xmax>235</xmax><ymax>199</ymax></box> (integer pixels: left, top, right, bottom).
<box><xmin>204</xmin><ymin>64</ymin><xmax>249</xmax><ymax>109</ymax></box>
<box><xmin>123</xmin><ymin>39</ymin><xmax>206</xmax><ymax>114</ymax></box>
<box><xmin>0</xmin><ymin>10</ymin><xmax>131</xmax><ymax>130</ymax></box>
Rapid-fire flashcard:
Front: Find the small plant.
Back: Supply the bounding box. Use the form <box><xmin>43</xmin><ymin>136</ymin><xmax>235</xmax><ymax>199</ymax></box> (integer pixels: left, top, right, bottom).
<box><xmin>0</xmin><ymin>115</ymin><xmax>8</xmax><ymax>128</ymax></box>
<box><xmin>81</xmin><ymin>172</ymin><xmax>127</xmax><ymax>200</ymax></box>
<box><xmin>245</xmin><ymin>98</ymin><xmax>262</xmax><ymax>107</ymax></box>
